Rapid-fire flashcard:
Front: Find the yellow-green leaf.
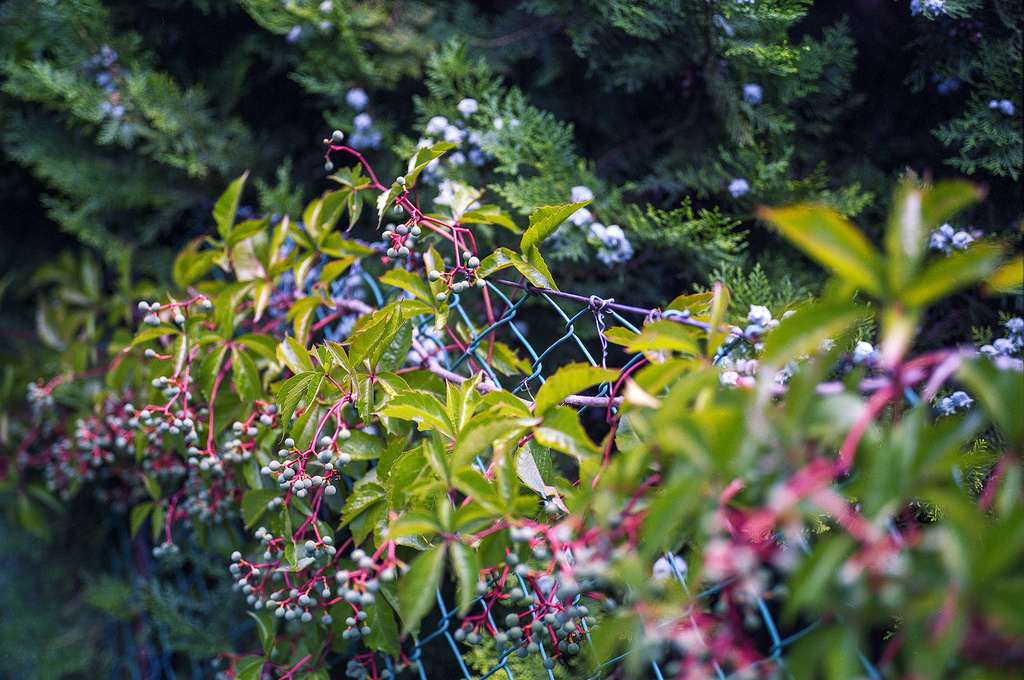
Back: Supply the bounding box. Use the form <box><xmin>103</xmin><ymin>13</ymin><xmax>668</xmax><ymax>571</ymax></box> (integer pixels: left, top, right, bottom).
<box><xmin>758</xmin><ymin>204</ymin><xmax>885</xmax><ymax>297</ymax></box>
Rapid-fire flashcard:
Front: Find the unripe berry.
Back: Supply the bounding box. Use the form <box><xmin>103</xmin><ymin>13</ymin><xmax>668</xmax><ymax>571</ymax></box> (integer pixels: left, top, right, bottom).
<box><xmin>325</xmin><ymin>161</ymin><xmax>335</xmax><ymax>172</ymax></box>
<box><xmin>396</xmin><ymin>176</ymin><xmax>406</xmax><ymax>186</ymax></box>
<box><xmin>331</xmin><ymin>130</ymin><xmax>345</xmax><ymax>144</ymax></box>
<box><xmin>428</xmin><ymin>270</ymin><xmax>441</xmax><ymax>282</ymax></box>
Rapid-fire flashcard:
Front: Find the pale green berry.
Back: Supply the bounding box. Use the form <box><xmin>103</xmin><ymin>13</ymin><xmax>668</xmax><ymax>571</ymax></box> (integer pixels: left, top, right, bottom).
<box><xmin>331</xmin><ymin>130</ymin><xmax>345</xmax><ymax>144</ymax></box>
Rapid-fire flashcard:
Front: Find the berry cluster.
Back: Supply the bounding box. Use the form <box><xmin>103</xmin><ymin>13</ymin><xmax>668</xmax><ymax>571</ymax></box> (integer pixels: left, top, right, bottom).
<box><xmin>81</xmin><ymin>44</ymin><xmax>126</xmax><ymax>120</ymax></box>
<box><xmin>261</xmin><ymin>433</ymin><xmax>348</xmax><ymax>498</ymax></box>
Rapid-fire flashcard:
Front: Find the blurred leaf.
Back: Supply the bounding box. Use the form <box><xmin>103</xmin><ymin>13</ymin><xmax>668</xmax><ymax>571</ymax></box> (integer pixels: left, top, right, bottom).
<box><xmin>758</xmin><ymin>203</ymin><xmax>885</xmax><ymax>297</ymax></box>
<box><xmin>900</xmin><ymin>243</ymin><xmax>1003</xmax><ymax>307</ymax></box>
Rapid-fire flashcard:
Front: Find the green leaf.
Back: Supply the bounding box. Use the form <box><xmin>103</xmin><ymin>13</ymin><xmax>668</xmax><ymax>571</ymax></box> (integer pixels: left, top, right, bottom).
<box><xmin>172</xmin><ymin>236</ymin><xmax>218</xmax><ymax>288</ymax></box>
<box><xmin>275</xmin><ymin>371</ymin><xmax>315</xmax><ymax>428</ymax></box>
<box><xmin>362</xmin><ymin>591</ymin><xmax>400</xmax><ymax>657</ymax></box>
<box><xmin>957</xmin><ymin>357</ymin><xmax>1024</xmax><ymax>449</ymax></box>
<box><xmin>130</xmin><ymin>501</ymin><xmax>153</xmax><ymax>537</ymax></box>
<box><xmin>247</xmin><ymin>610</ymin><xmax>276</xmax><ymax>654</ymax></box>
<box><xmin>625</xmin><ymin>321</ymin><xmax>701</xmax><ymax>357</ymax></box>
<box><xmin>129</xmin><ymin>325</ymin><xmax>181</xmax><ymax>348</ymax></box>
<box><xmin>477</xmin><ymin>247</ymin><xmax>556</xmax><ymax>290</ymax></box>
<box><xmin>450</xmin><ymin>541</ymin><xmax>480</xmax><ymax>615</ymax></box>
<box><xmin>231</xmin><ymin>347</ymin><xmax>263</xmax><ymax>402</ymax></box>
<box><xmin>213</xmin><ymin>172</ymin><xmax>249</xmax><ymax>241</ymax></box>
<box><xmin>171</xmin><ymin>332</ymin><xmax>188</xmax><ymax>377</ymax></box>
<box><xmin>533</xmin><ymin>407</ymin><xmax>601</xmax><ymax>461</ymax></box>
<box><xmin>197</xmin><ymin>344</ymin><xmax>229</xmax><ymax>399</ymax></box>
<box><xmin>380</xmin><ymin>391</ymin><xmax>454</xmax><ymax>438</ymax></box>
<box><xmin>451</xmin><ymin>468</ymin><xmax>504</xmax><ymax>514</ymax></box>
<box><xmin>320</xmin><ymin>256</ymin><xmax>357</xmax><ymax>288</ymax></box>
<box><xmin>339</xmin><ymin>479</ymin><xmax>386</xmax><ymax>527</ymax></box>
<box><xmin>760</xmin><ymin>296</ymin><xmax>867</xmax><ymax>366</ymax></box>
<box><xmin>757</xmin><ymin>203</ymin><xmax>885</xmax><ymax>297</ymax></box>
<box><xmin>141</xmin><ymin>474</ymin><xmax>161</xmax><ymax>500</ymax></box>
<box><xmin>287</xmin><ymin>296</ymin><xmax>322</xmax><ymax>345</ymax></box>
<box><xmin>234</xmin><ymin>657</ymin><xmax>265</xmax><ymax>680</ymax></box>
<box><xmin>242</xmin><ymin>489</ymin><xmax>281</xmax><ymax>529</ymax></box>
<box><xmin>533</xmin><ymin>364</ymin><xmax>618</xmax><ymax>416</ymax></box>
<box><xmin>899</xmin><ymin>243</ymin><xmax>1003</xmax><ymax>308</ymax></box>
<box><xmin>277</xmin><ymin>335</ymin><xmax>314</xmax><ymax>374</ymax></box>
<box><xmin>515</xmin><ymin>441</ymin><xmax>552</xmax><ymax>497</ymax></box>
<box><xmin>387</xmin><ymin>512</ymin><xmax>443</xmax><ymax>540</ymax></box>
<box><xmin>340</xmin><ymin>430</ymin><xmax>386</xmax><ymax>461</ymax></box>
<box><xmin>379</xmin><ymin>269</ymin><xmax>432</xmax><ymax>304</ymax></box>
<box><xmin>397</xmin><ymin>544</ymin><xmax>446</xmax><ymax>634</ymax></box>
<box><xmin>521</xmin><ymin>201</ymin><xmax>590</xmax><ymax>252</ymax></box>
<box><xmin>226</xmin><ymin>216</ymin><xmax>270</xmax><ymax>248</ymax></box>
<box><xmin>984</xmin><ymin>255</ymin><xmax>1023</xmax><ymax>294</ymax></box>
<box><xmin>451</xmin><ymin>411</ymin><xmax>530</xmax><ymax>472</ymax></box>
<box><xmin>235</xmin><ymin>334</ymin><xmax>280</xmax><ymax>361</ymax></box>
<box><xmin>461</xmin><ymin>205</ymin><xmax>519</xmax><ymax>232</ymax></box>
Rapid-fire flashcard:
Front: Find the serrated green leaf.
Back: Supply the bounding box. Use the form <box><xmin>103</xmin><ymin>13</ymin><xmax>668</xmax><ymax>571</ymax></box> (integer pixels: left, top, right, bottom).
<box><xmin>197</xmin><ymin>345</ymin><xmax>228</xmax><ymax>399</ymax></box>
<box><xmin>142</xmin><ymin>474</ymin><xmax>161</xmax><ymax>500</ymax></box>
<box><xmin>397</xmin><ymin>545</ymin><xmax>446</xmax><ymax>634</ymax></box>
<box><xmin>603</xmin><ymin>326</ymin><xmax>638</xmax><ymax>346</ymax></box>
<box><xmin>320</xmin><ymin>256</ymin><xmax>357</xmax><ymax>288</ymax></box>
<box><xmin>477</xmin><ymin>247</ymin><xmax>516</xmax><ymax>278</ymax></box>
<box><xmin>235</xmin><ymin>334</ymin><xmax>279</xmax><ymax>361</ymax></box>
<box><xmin>461</xmin><ymin>205</ymin><xmax>519</xmax><ymax>232</ymax></box>
<box><xmin>287</xmin><ymin>296</ymin><xmax>322</xmax><ymax>345</ymax></box>
<box><xmin>214</xmin><ymin>172</ymin><xmax>249</xmax><ymax>241</ymax></box>
<box><xmin>451</xmin><ymin>411</ymin><xmax>529</xmax><ymax>472</ymax></box>
<box><xmin>276</xmin><ymin>371</ymin><xmax>315</xmax><ymax>428</ymax></box>
<box><xmin>234</xmin><ymin>657</ymin><xmax>265</xmax><ymax>680</ymax></box>
<box><xmin>379</xmin><ymin>391</ymin><xmax>454</xmax><ymax>438</ymax></box>
<box><xmin>277</xmin><ymin>335</ymin><xmax>314</xmax><ymax>374</ymax></box>
<box><xmin>522</xmin><ymin>202</ymin><xmax>590</xmax><ymax>252</ymax></box>
<box><xmin>451</xmin><ymin>468</ymin><xmax>504</xmax><ymax>514</ymax></box>
<box><xmin>339</xmin><ymin>479</ymin><xmax>386</xmax><ymax>527</ymax></box>
<box><xmin>129</xmin><ymin>325</ymin><xmax>181</xmax><ymax>348</ymax></box>
<box><xmin>533</xmin><ymin>364</ymin><xmax>618</xmax><ymax>416</ymax></box>
<box><xmin>515</xmin><ymin>441</ymin><xmax>551</xmax><ymax>497</ymax></box>
<box><xmin>172</xmin><ymin>332</ymin><xmax>188</xmax><ymax>377</ymax></box>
